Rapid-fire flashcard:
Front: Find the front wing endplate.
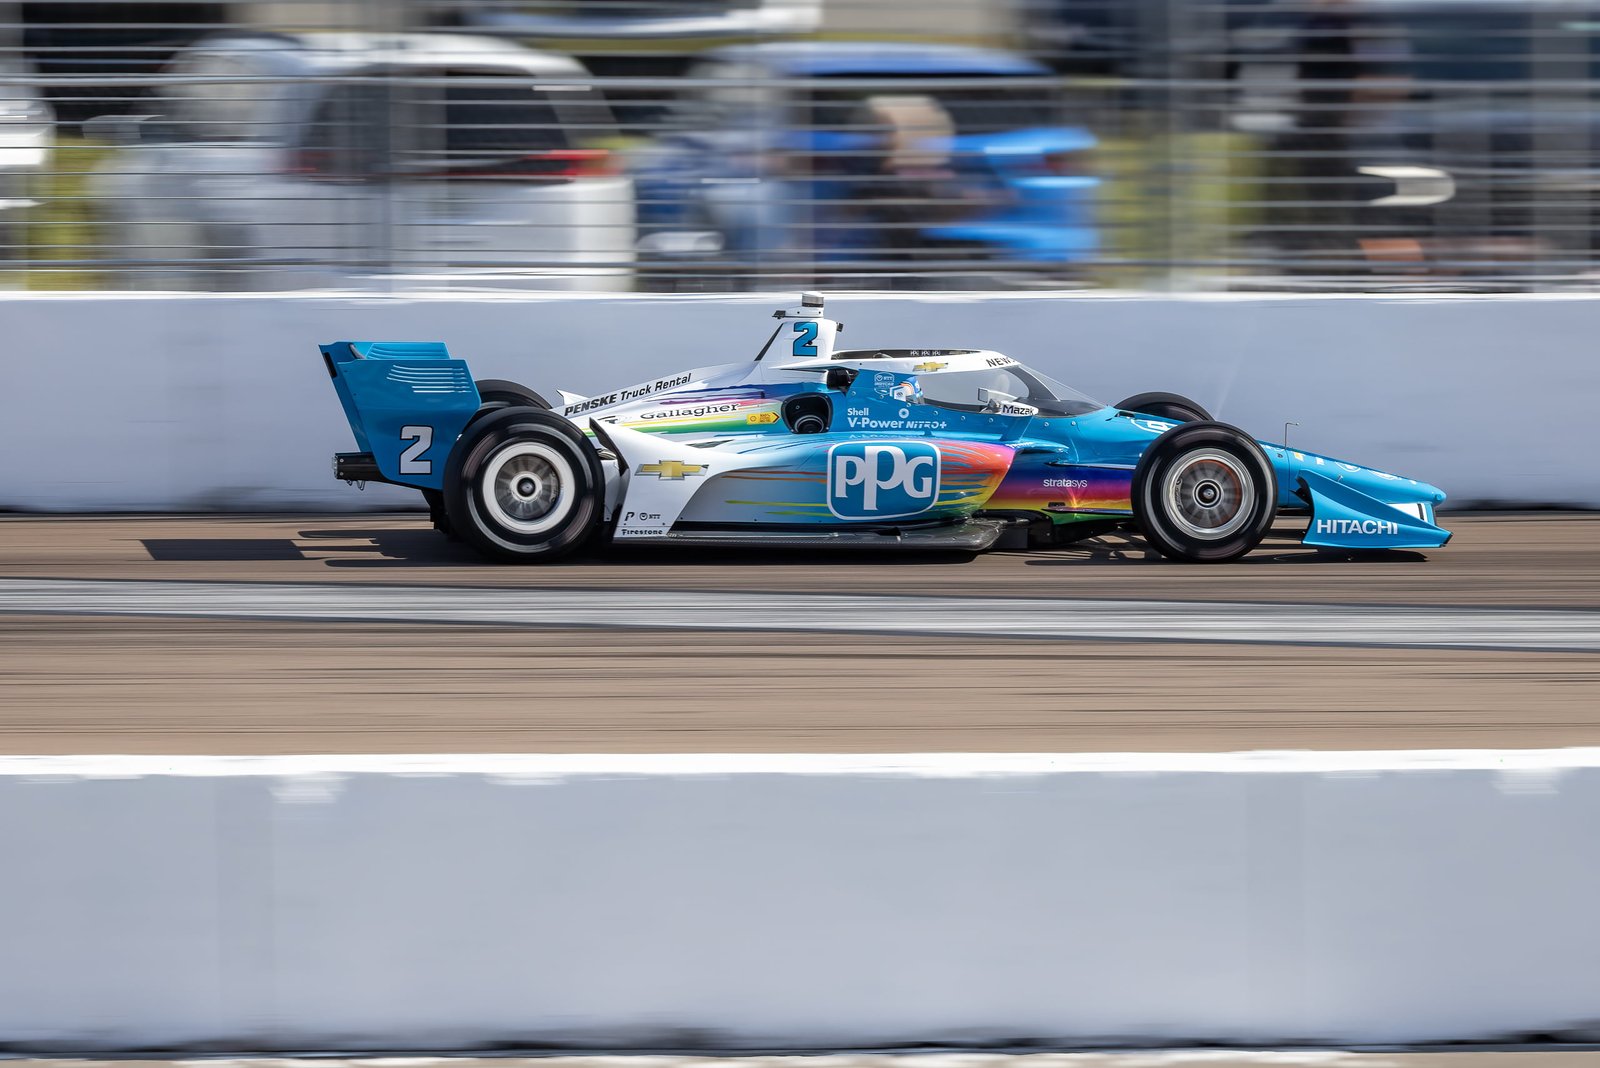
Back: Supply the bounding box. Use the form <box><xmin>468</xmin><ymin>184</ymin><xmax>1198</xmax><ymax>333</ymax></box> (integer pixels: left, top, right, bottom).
<box><xmin>1299</xmin><ymin>470</ymin><xmax>1451</xmax><ymax>550</ymax></box>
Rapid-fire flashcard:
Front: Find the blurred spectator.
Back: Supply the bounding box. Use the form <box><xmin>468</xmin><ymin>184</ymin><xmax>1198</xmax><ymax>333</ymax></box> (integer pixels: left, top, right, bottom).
<box><xmin>630</xmin><ymin>43</ymin><xmax>1098</xmax><ymax>288</ymax></box>
<box><xmin>842</xmin><ymin>94</ymin><xmax>960</xmax><ymax>262</ymax></box>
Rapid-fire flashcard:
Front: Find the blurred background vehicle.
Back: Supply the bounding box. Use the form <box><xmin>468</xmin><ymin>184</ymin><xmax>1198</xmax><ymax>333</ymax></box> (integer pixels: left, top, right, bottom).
<box><xmin>1230</xmin><ymin>0</ymin><xmax>1600</xmax><ymax>286</ymax></box>
<box><xmin>3</xmin><ymin>0</ymin><xmax>1600</xmax><ymax>291</ymax></box>
<box><xmin>629</xmin><ymin>42</ymin><xmax>1097</xmax><ymax>289</ymax></box>
<box><xmin>86</xmin><ymin>31</ymin><xmax>635</xmax><ymax>290</ymax></box>
<box><xmin>440</xmin><ymin>0</ymin><xmax>822</xmax><ymax>42</ymax></box>
<box><xmin>0</xmin><ymin>57</ymin><xmax>52</xmax><ymax>260</ymax></box>
<box><xmin>21</xmin><ymin>1</ymin><xmax>227</xmax><ymax>127</ymax></box>
<box><xmin>431</xmin><ymin>0</ymin><xmax>826</xmax><ymax>128</ymax></box>
<box><xmin>1023</xmin><ymin>0</ymin><xmax>1600</xmax><ymax>287</ymax></box>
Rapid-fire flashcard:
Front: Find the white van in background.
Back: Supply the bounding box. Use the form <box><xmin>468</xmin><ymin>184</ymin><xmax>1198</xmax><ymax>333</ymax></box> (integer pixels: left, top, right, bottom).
<box><xmin>88</xmin><ymin>32</ymin><xmax>636</xmax><ymax>291</ymax></box>
<box><xmin>439</xmin><ymin>0</ymin><xmax>822</xmax><ymax>40</ymax></box>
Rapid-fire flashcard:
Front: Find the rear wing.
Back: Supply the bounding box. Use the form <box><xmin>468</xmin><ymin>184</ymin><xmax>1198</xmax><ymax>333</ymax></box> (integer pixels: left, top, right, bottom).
<box><xmin>321</xmin><ymin>341</ymin><xmax>482</xmax><ymax>491</ymax></box>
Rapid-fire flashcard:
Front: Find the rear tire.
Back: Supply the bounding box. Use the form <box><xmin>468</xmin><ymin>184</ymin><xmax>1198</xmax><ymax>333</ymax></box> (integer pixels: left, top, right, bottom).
<box><xmin>444</xmin><ymin>407</ymin><xmax>603</xmax><ymax>563</ymax></box>
<box><xmin>475</xmin><ymin>378</ymin><xmax>552</xmax><ymax>412</ymax></box>
<box><xmin>1115</xmin><ymin>391</ymin><xmax>1212</xmax><ymax>424</ymax></box>
<box><xmin>1132</xmin><ymin>421</ymin><xmax>1276</xmax><ymax>563</ymax></box>
<box><xmin>422</xmin><ymin>380</ymin><xmax>554</xmax><ymax>541</ymax></box>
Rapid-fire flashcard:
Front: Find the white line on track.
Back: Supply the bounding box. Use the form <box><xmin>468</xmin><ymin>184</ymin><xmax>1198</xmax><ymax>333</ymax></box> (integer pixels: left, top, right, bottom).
<box><xmin>3</xmin><ymin>578</ymin><xmax>1600</xmax><ymax>652</ymax></box>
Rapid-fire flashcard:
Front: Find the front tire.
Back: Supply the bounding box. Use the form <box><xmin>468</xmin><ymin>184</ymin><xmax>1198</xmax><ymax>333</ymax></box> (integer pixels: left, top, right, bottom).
<box><xmin>444</xmin><ymin>407</ymin><xmax>603</xmax><ymax>563</ymax></box>
<box><xmin>1132</xmin><ymin>421</ymin><xmax>1276</xmax><ymax>563</ymax></box>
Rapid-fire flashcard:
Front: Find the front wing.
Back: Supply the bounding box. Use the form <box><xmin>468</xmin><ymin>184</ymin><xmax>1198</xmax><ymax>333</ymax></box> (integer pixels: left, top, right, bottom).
<box><xmin>1299</xmin><ymin>470</ymin><xmax>1451</xmax><ymax>550</ymax></box>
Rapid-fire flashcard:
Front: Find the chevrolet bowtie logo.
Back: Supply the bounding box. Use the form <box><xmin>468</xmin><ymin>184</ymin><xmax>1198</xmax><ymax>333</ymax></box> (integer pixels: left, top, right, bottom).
<box><xmin>637</xmin><ymin>460</ymin><xmax>707</xmax><ymax>480</ymax></box>
<box><xmin>912</xmin><ymin>361</ymin><xmax>947</xmax><ymax>372</ymax></box>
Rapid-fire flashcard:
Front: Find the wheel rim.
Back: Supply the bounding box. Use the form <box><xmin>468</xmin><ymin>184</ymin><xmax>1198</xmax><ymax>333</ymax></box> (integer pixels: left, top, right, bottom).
<box><xmin>480</xmin><ymin>441</ymin><xmax>575</xmax><ymax>536</ymax></box>
<box><xmin>1162</xmin><ymin>448</ymin><xmax>1254</xmax><ymax>540</ymax></box>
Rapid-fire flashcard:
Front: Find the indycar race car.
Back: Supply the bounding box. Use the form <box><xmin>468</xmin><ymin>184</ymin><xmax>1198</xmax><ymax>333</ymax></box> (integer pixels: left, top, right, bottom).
<box><xmin>321</xmin><ymin>294</ymin><xmax>1450</xmax><ymax>563</ymax></box>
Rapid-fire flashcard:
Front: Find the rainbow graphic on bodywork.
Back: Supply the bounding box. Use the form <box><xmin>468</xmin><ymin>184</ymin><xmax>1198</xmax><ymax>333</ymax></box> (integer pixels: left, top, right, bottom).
<box><xmin>677</xmin><ymin>439</ymin><xmax>1015</xmax><ymax>525</ymax></box>
<box><xmin>327</xmin><ymin>300</ymin><xmax>1452</xmax><ymax>556</ymax></box>
<box><xmin>616</xmin><ymin>387</ymin><xmax>793</xmax><ymax>435</ymax></box>
<box><xmin>987</xmin><ymin>456</ymin><xmax>1134</xmax><ymax>519</ymax></box>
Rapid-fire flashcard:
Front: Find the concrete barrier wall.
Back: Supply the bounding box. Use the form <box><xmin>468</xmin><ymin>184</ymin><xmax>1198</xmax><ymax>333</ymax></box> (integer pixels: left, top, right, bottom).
<box><xmin>5</xmin><ymin>291</ymin><xmax>1600</xmax><ymax>511</ymax></box>
<box><xmin>3</xmin><ymin>751</ymin><xmax>1599</xmax><ymax>1052</ymax></box>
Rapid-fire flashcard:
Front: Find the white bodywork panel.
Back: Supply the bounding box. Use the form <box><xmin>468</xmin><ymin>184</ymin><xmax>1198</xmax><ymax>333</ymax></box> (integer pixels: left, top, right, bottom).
<box><xmin>548</xmin><ymin>303</ymin><xmax>1023</xmax><ymax>535</ymax></box>
<box><xmin>597</xmin><ymin>422</ymin><xmax>780</xmax><ymax>539</ymax></box>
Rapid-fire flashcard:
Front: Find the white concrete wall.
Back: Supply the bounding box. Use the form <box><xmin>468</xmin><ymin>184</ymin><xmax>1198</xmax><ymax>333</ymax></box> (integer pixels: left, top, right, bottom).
<box><xmin>5</xmin><ymin>291</ymin><xmax>1597</xmax><ymax>511</ymax></box>
<box><xmin>2</xmin><ymin>751</ymin><xmax>1600</xmax><ymax>1052</ymax></box>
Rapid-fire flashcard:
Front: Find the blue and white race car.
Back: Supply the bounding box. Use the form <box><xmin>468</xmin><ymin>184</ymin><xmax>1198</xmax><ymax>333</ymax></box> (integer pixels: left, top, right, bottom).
<box><xmin>322</xmin><ymin>294</ymin><xmax>1450</xmax><ymax>563</ymax></box>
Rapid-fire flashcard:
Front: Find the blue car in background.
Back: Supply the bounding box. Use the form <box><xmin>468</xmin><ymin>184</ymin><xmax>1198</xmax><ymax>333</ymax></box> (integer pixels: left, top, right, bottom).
<box><xmin>631</xmin><ymin>42</ymin><xmax>1098</xmax><ymax>285</ymax></box>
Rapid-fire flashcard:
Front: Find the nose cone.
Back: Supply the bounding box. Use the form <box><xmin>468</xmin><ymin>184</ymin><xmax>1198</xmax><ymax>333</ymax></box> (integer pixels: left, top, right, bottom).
<box><xmin>1386</xmin><ymin>473</ymin><xmax>1446</xmax><ymax>504</ymax></box>
<box><xmin>1321</xmin><ymin>461</ymin><xmax>1446</xmax><ymax>505</ymax></box>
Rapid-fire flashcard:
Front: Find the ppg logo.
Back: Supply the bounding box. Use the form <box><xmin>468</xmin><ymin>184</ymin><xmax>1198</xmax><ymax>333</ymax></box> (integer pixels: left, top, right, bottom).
<box><xmin>827</xmin><ymin>442</ymin><xmax>941</xmax><ymax>520</ymax></box>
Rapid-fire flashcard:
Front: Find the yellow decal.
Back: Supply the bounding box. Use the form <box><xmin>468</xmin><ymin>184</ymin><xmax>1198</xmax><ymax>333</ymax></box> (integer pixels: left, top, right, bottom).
<box><xmin>912</xmin><ymin>361</ymin><xmax>948</xmax><ymax>373</ymax></box>
<box><xmin>637</xmin><ymin>460</ymin><xmax>707</xmax><ymax>480</ymax></box>
<box><xmin>746</xmin><ymin>411</ymin><xmax>780</xmax><ymax>425</ymax></box>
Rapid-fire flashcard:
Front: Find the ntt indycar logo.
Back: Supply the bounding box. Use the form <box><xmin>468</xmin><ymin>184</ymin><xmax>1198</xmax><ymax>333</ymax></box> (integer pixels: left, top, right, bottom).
<box><xmin>1315</xmin><ymin>519</ymin><xmax>1400</xmax><ymax>536</ymax></box>
<box><xmin>828</xmin><ymin>442</ymin><xmax>940</xmax><ymax>520</ymax></box>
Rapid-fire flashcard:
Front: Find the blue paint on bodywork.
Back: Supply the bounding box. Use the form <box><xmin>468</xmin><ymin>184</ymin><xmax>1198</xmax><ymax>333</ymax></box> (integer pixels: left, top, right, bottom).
<box><xmin>322</xmin><ymin>341</ymin><xmax>481</xmax><ymax>491</ymax></box>
<box><xmin>1299</xmin><ymin>470</ymin><xmax>1451</xmax><ymax>549</ymax></box>
<box><xmin>321</xmin><ymin>333</ymin><xmax>1453</xmax><ymax>553</ymax></box>
<box><xmin>831</xmin><ymin>369</ymin><xmax>1036</xmax><ymax>441</ymax></box>
<box><xmin>353</xmin><ymin>341</ymin><xmax>454</xmax><ymax>361</ymax></box>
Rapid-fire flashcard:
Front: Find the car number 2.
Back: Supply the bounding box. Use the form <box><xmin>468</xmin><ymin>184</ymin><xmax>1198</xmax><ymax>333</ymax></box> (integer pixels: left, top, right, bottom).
<box><xmin>792</xmin><ymin>320</ymin><xmax>819</xmax><ymax>357</ymax></box>
<box><xmin>399</xmin><ymin>425</ymin><xmax>434</xmax><ymax>475</ymax></box>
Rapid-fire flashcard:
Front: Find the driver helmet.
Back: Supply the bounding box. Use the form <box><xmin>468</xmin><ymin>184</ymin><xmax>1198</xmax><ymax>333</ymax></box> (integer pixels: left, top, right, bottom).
<box><xmin>891</xmin><ymin>379</ymin><xmax>923</xmax><ymax>404</ymax></box>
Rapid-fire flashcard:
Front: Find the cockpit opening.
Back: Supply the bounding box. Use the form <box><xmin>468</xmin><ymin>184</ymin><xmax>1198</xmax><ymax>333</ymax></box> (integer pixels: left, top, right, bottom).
<box><xmin>914</xmin><ymin>366</ymin><xmax>1103</xmax><ymax>417</ymax></box>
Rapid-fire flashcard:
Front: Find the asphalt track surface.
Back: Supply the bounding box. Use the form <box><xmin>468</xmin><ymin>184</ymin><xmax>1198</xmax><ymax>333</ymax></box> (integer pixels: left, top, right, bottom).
<box><xmin>3</xmin><ymin>512</ymin><xmax>1599</xmax><ymax>755</ymax></box>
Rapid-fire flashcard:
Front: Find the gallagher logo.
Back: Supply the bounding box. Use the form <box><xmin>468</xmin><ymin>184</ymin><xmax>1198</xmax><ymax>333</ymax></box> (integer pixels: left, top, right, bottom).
<box><xmin>827</xmin><ymin>442</ymin><xmax>940</xmax><ymax>520</ymax></box>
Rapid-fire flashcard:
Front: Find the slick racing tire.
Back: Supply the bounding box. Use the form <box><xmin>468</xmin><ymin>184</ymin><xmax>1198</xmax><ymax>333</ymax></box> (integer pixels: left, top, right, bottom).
<box><xmin>1132</xmin><ymin>421</ymin><xmax>1277</xmax><ymax>563</ymax></box>
<box><xmin>1115</xmin><ymin>391</ymin><xmax>1212</xmax><ymax>424</ymax></box>
<box><xmin>475</xmin><ymin>378</ymin><xmax>552</xmax><ymax>412</ymax></box>
<box><xmin>444</xmin><ymin>406</ymin><xmax>603</xmax><ymax>563</ymax></box>
<box><xmin>429</xmin><ymin>381</ymin><xmax>555</xmax><ymax>539</ymax></box>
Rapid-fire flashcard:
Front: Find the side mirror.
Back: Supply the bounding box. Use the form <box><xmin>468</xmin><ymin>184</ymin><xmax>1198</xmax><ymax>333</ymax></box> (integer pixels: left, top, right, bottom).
<box><xmin>824</xmin><ymin>366</ymin><xmax>856</xmax><ymax>392</ymax></box>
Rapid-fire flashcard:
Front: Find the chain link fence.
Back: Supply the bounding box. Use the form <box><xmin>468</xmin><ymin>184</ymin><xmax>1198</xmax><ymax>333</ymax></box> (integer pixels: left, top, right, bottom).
<box><xmin>3</xmin><ymin>0</ymin><xmax>1599</xmax><ymax>291</ymax></box>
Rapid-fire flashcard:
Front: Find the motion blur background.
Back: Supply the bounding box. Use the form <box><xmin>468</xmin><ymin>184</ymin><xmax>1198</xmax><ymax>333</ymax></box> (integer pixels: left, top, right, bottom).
<box><xmin>2</xmin><ymin>0</ymin><xmax>1598</xmax><ymax>292</ymax></box>
<box><xmin>8</xmin><ymin>6</ymin><xmax>1600</xmax><ymax>1051</ymax></box>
